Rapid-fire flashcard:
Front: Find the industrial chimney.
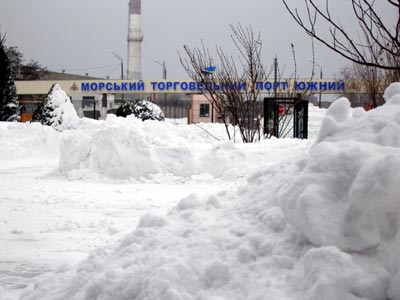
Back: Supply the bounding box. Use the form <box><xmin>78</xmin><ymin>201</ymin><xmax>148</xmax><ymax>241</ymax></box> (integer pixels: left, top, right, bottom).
<box><xmin>127</xmin><ymin>0</ymin><xmax>143</xmax><ymax>80</ymax></box>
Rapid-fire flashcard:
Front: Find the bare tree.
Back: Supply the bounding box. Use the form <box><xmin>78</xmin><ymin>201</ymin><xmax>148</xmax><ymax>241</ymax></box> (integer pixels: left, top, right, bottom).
<box><xmin>354</xmin><ymin>62</ymin><xmax>386</xmax><ymax>108</ymax></box>
<box><xmin>276</xmin><ymin>42</ymin><xmax>314</xmax><ymax>138</ymax></box>
<box><xmin>181</xmin><ymin>24</ymin><xmax>269</xmax><ymax>143</ymax></box>
<box><xmin>339</xmin><ymin>62</ymin><xmax>385</xmax><ymax>108</ymax></box>
<box><xmin>282</xmin><ymin>0</ymin><xmax>400</xmax><ymax>71</ymax></box>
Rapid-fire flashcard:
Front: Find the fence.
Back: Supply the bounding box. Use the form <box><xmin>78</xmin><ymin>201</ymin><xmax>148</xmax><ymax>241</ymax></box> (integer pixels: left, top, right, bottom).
<box><xmin>21</xmin><ymin>95</ymin><xmax>329</xmax><ymax>138</ymax></box>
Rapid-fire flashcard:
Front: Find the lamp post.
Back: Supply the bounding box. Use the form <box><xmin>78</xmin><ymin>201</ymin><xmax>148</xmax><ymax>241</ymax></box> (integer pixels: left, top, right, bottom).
<box><xmin>308</xmin><ymin>59</ymin><xmax>323</xmax><ymax>108</ymax></box>
<box><xmin>110</xmin><ymin>50</ymin><xmax>124</xmax><ymax>80</ymax></box>
<box><xmin>154</xmin><ymin>59</ymin><xmax>167</xmax><ymax>80</ymax></box>
<box><xmin>110</xmin><ymin>50</ymin><xmax>124</xmax><ymax>102</ymax></box>
<box><xmin>154</xmin><ymin>59</ymin><xmax>167</xmax><ymax>116</ymax></box>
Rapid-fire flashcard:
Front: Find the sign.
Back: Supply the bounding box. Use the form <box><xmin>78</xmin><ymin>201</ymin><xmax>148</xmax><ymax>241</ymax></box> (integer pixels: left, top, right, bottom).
<box><xmin>202</xmin><ymin>66</ymin><xmax>217</xmax><ymax>74</ymax></box>
<box><xmin>15</xmin><ymin>79</ymin><xmax>377</xmax><ymax>95</ymax></box>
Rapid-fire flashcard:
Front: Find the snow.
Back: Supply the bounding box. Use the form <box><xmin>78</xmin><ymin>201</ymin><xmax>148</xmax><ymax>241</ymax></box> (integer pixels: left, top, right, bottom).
<box><xmin>281</xmin><ymin>91</ymin><xmax>400</xmax><ymax>253</ymax></box>
<box><xmin>2</xmin><ymin>85</ymin><xmax>400</xmax><ymax>300</ymax></box>
<box><xmin>0</xmin><ymin>121</ymin><xmax>60</xmax><ymax>160</ymax></box>
<box><xmin>384</xmin><ymin>82</ymin><xmax>400</xmax><ymax>102</ymax></box>
<box><xmin>292</xmin><ymin>246</ymin><xmax>389</xmax><ymax>300</ymax></box>
<box><xmin>58</xmin><ymin>115</ymin><xmax>283</xmax><ymax>180</ymax></box>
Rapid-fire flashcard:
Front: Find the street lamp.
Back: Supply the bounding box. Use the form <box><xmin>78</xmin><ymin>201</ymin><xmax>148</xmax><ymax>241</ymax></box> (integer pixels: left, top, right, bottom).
<box><xmin>110</xmin><ymin>50</ymin><xmax>124</xmax><ymax>80</ymax></box>
<box><xmin>308</xmin><ymin>59</ymin><xmax>323</xmax><ymax>108</ymax></box>
<box><xmin>153</xmin><ymin>59</ymin><xmax>167</xmax><ymax>80</ymax></box>
<box><xmin>110</xmin><ymin>50</ymin><xmax>124</xmax><ymax>102</ymax></box>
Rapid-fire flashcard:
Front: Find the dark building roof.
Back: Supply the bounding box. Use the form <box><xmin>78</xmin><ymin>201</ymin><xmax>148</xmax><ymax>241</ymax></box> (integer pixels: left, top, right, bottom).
<box><xmin>16</xmin><ymin>67</ymin><xmax>101</xmax><ymax>81</ymax></box>
<box><xmin>40</xmin><ymin>70</ymin><xmax>101</xmax><ymax>80</ymax></box>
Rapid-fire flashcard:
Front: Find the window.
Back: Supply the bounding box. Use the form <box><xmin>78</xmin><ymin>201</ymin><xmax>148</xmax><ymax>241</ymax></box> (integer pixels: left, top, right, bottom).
<box><xmin>200</xmin><ymin>103</ymin><xmax>210</xmax><ymax>117</ymax></box>
<box><xmin>82</xmin><ymin>96</ymin><xmax>95</xmax><ymax>108</ymax></box>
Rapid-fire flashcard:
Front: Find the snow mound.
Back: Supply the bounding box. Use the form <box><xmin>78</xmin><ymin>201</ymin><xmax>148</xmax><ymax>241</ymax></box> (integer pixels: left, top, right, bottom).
<box><xmin>58</xmin><ymin>115</ymin><xmax>264</xmax><ymax>180</ymax></box>
<box><xmin>20</xmin><ymin>193</ymin><xmax>257</xmax><ymax>300</ymax></box>
<box><xmin>0</xmin><ymin>121</ymin><xmax>60</xmax><ymax>160</ymax></box>
<box><xmin>176</xmin><ymin>193</ymin><xmax>203</xmax><ymax>211</ymax></box>
<box><xmin>384</xmin><ymin>82</ymin><xmax>400</xmax><ymax>102</ymax></box>
<box><xmin>137</xmin><ymin>212</ymin><xmax>168</xmax><ymax>228</ymax></box>
<box><xmin>281</xmin><ymin>83</ymin><xmax>400</xmax><ymax>252</ymax></box>
<box><xmin>292</xmin><ymin>246</ymin><xmax>389</xmax><ymax>300</ymax></box>
<box><xmin>19</xmin><ymin>141</ymin><xmax>313</xmax><ymax>300</ymax></box>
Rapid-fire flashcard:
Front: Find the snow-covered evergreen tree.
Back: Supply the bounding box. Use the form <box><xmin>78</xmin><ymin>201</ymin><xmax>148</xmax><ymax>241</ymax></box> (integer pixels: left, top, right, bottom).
<box><xmin>133</xmin><ymin>100</ymin><xmax>164</xmax><ymax>121</ymax></box>
<box><xmin>31</xmin><ymin>83</ymin><xmax>79</xmax><ymax>131</ymax></box>
<box><xmin>116</xmin><ymin>101</ymin><xmax>134</xmax><ymax>118</ymax></box>
<box><xmin>116</xmin><ymin>100</ymin><xmax>164</xmax><ymax>121</ymax></box>
<box><xmin>0</xmin><ymin>35</ymin><xmax>20</xmax><ymax>122</ymax></box>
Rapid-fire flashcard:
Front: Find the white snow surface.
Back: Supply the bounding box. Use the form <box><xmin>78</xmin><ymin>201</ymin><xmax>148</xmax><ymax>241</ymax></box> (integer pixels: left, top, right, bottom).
<box><xmin>59</xmin><ymin>115</ymin><xmax>287</xmax><ymax>180</ymax></box>
<box><xmin>281</xmin><ymin>83</ymin><xmax>400</xmax><ymax>299</ymax></box>
<box><xmin>2</xmin><ymin>86</ymin><xmax>400</xmax><ymax>300</ymax></box>
<box><xmin>0</xmin><ymin>121</ymin><xmax>60</xmax><ymax>160</ymax></box>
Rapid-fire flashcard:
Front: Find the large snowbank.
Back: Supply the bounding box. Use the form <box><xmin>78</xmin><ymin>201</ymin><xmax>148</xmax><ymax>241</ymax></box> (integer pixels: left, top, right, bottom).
<box><xmin>0</xmin><ymin>121</ymin><xmax>60</xmax><ymax>160</ymax></box>
<box><xmin>280</xmin><ymin>83</ymin><xmax>400</xmax><ymax>299</ymax></box>
<box><xmin>59</xmin><ymin>115</ymin><xmax>301</xmax><ymax>180</ymax></box>
<box><xmin>20</xmin><ymin>186</ymin><xmax>310</xmax><ymax>300</ymax></box>
<box><xmin>281</xmin><ymin>88</ymin><xmax>400</xmax><ymax>252</ymax></box>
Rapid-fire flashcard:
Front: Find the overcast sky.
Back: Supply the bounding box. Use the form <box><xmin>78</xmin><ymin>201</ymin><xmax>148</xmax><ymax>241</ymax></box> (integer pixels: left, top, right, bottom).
<box><xmin>0</xmin><ymin>0</ymin><xmax>394</xmax><ymax>80</ymax></box>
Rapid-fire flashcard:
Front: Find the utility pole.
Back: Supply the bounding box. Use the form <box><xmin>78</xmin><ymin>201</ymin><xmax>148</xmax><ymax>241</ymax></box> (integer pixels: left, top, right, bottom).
<box><xmin>111</xmin><ymin>50</ymin><xmax>124</xmax><ymax>101</ymax></box>
<box><xmin>154</xmin><ymin>59</ymin><xmax>167</xmax><ymax>116</ymax></box>
<box><xmin>110</xmin><ymin>50</ymin><xmax>124</xmax><ymax>80</ymax></box>
<box><xmin>308</xmin><ymin>59</ymin><xmax>323</xmax><ymax>108</ymax></box>
<box><xmin>93</xmin><ymin>99</ymin><xmax>96</xmax><ymax>120</ymax></box>
<box><xmin>318</xmin><ymin>67</ymin><xmax>322</xmax><ymax>108</ymax></box>
<box><xmin>274</xmin><ymin>56</ymin><xmax>278</xmax><ymax>99</ymax></box>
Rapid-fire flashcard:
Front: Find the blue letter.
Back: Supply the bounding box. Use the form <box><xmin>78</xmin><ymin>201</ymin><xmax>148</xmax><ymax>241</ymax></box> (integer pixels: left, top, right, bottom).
<box><xmin>81</xmin><ymin>83</ymin><xmax>90</xmax><ymax>91</ymax></box>
<box><xmin>90</xmin><ymin>83</ymin><xmax>98</xmax><ymax>91</ymax></box>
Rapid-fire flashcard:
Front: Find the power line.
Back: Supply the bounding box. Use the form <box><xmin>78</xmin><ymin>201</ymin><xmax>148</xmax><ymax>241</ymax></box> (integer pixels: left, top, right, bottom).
<box><xmin>57</xmin><ymin>63</ymin><xmax>121</xmax><ymax>72</ymax></box>
<box><xmin>105</xmin><ymin>64</ymin><xmax>121</xmax><ymax>77</ymax></box>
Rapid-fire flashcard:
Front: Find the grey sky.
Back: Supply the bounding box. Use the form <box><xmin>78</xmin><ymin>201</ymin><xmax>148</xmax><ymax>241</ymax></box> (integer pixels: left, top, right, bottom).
<box><xmin>0</xmin><ymin>0</ymin><xmax>394</xmax><ymax>80</ymax></box>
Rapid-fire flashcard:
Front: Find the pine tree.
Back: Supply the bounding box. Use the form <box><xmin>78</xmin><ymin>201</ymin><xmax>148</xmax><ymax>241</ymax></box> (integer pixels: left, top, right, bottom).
<box><xmin>32</xmin><ymin>83</ymin><xmax>79</xmax><ymax>131</ymax></box>
<box><xmin>0</xmin><ymin>34</ymin><xmax>20</xmax><ymax>122</ymax></box>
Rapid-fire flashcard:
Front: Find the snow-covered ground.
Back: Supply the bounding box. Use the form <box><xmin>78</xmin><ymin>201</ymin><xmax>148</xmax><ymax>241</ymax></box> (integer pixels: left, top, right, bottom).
<box><xmin>0</xmin><ymin>117</ymin><xmax>309</xmax><ymax>300</ymax></box>
<box><xmin>1</xmin><ymin>86</ymin><xmax>400</xmax><ymax>300</ymax></box>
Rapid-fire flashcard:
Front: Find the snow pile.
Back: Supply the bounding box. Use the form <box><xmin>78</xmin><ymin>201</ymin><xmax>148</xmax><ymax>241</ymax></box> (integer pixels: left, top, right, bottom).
<box><xmin>291</xmin><ymin>246</ymin><xmax>389</xmax><ymax>300</ymax></box>
<box><xmin>0</xmin><ymin>121</ymin><xmax>60</xmax><ymax>160</ymax></box>
<box><xmin>32</xmin><ymin>83</ymin><xmax>79</xmax><ymax>131</ymax></box>
<box><xmin>59</xmin><ymin>115</ymin><xmax>273</xmax><ymax>180</ymax></box>
<box><xmin>281</xmin><ymin>89</ymin><xmax>400</xmax><ymax>252</ymax></box>
<box><xmin>280</xmin><ymin>83</ymin><xmax>400</xmax><ymax>298</ymax></box>
<box><xmin>20</xmin><ymin>189</ymin><xmax>303</xmax><ymax>300</ymax></box>
<box><xmin>17</xmin><ymin>120</ymin><xmax>313</xmax><ymax>300</ymax></box>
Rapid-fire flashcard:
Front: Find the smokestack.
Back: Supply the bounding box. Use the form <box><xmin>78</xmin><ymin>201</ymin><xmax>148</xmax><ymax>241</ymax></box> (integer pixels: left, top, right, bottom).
<box><xmin>127</xmin><ymin>0</ymin><xmax>143</xmax><ymax>80</ymax></box>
